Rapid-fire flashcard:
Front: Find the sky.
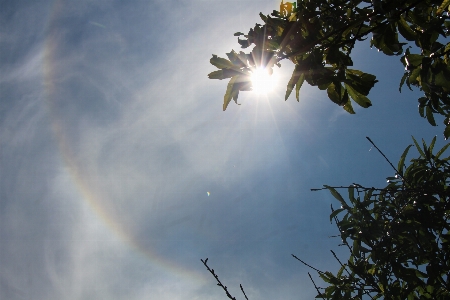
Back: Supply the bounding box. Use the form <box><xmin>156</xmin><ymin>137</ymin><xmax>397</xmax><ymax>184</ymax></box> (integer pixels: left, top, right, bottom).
<box><xmin>0</xmin><ymin>0</ymin><xmax>448</xmax><ymax>299</ymax></box>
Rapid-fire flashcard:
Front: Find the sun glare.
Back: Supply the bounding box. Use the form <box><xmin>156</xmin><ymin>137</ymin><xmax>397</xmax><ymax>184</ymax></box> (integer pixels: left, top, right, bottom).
<box><xmin>251</xmin><ymin>67</ymin><xmax>275</xmax><ymax>94</ymax></box>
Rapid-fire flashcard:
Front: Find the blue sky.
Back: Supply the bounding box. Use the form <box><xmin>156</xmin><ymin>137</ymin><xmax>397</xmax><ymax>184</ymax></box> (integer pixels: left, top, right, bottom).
<box><xmin>1</xmin><ymin>0</ymin><xmax>448</xmax><ymax>299</ymax></box>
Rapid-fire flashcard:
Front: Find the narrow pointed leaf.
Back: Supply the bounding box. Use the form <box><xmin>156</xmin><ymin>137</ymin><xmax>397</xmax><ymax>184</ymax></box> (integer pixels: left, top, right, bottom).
<box><xmin>426</xmin><ymin>106</ymin><xmax>437</xmax><ymax>126</ymax></box>
<box><xmin>295</xmin><ymin>73</ymin><xmax>305</xmax><ymax>101</ymax></box>
<box><xmin>324</xmin><ymin>185</ymin><xmax>349</xmax><ymax>208</ymax></box>
<box><xmin>436</xmin><ymin>142</ymin><xmax>450</xmax><ymax>159</ymax></box>
<box><xmin>429</xmin><ymin>136</ymin><xmax>437</xmax><ymax>154</ymax></box>
<box><xmin>398</xmin><ymin>144</ymin><xmax>412</xmax><ymax>174</ymax></box>
<box><xmin>223</xmin><ymin>76</ymin><xmax>238</xmax><ymax>111</ymax></box>
<box><xmin>285</xmin><ymin>65</ymin><xmax>300</xmax><ymax>100</ymax></box>
<box><xmin>330</xmin><ymin>208</ymin><xmax>345</xmax><ymax>222</ymax></box>
<box><xmin>412</xmin><ymin>136</ymin><xmax>425</xmax><ymax>158</ymax></box>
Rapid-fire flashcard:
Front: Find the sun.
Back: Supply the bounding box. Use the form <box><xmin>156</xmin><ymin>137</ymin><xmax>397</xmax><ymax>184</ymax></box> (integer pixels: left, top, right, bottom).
<box><xmin>251</xmin><ymin>67</ymin><xmax>276</xmax><ymax>94</ymax></box>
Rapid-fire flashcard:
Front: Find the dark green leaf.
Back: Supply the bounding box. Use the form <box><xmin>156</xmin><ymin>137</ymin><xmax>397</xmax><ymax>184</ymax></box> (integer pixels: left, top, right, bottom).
<box><xmin>405</xmin><ymin>54</ymin><xmax>424</xmax><ymax>68</ymax></box>
<box><xmin>412</xmin><ymin>136</ymin><xmax>426</xmax><ymax>158</ymax></box>
<box><xmin>345</xmin><ymin>84</ymin><xmax>372</xmax><ymax>108</ymax></box>
<box><xmin>342</xmin><ymin>90</ymin><xmax>355</xmax><ymax>114</ymax></box>
<box><xmin>327</xmin><ymin>82</ymin><xmax>342</xmax><ymax>104</ymax></box>
<box><xmin>429</xmin><ymin>136</ymin><xmax>437</xmax><ymax>154</ymax></box>
<box><xmin>324</xmin><ymin>185</ymin><xmax>349</xmax><ymax>208</ymax></box>
<box><xmin>435</xmin><ymin>142</ymin><xmax>450</xmax><ymax>159</ymax></box>
<box><xmin>419</xmin><ymin>105</ymin><xmax>425</xmax><ymax>118</ymax></box>
<box><xmin>426</xmin><ymin>106</ymin><xmax>437</xmax><ymax>126</ymax></box>
<box><xmin>397</xmin><ymin>16</ymin><xmax>416</xmax><ymax>41</ymax></box>
<box><xmin>348</xmin><ymin>186</ymin><xmax>356</xmax><ymax>204</ymax></box>
<box><xmin>399</xmin><ymin>72</ymin><xmax>409</xmax><ymax>92</ymax></box>
<box><xmin>398</xmin><ymin>144</ymin><xmax>412</xmax><ymax>174</ymax></box>
<box><xmin>330</xmin><ymin>208</ymin><xmax>345</xmax><ymax>222</ymax></box>
<box><xmin>445</xmin><ymin>124</ymin><xmax>450</xmax><ymax>140</ymax></box>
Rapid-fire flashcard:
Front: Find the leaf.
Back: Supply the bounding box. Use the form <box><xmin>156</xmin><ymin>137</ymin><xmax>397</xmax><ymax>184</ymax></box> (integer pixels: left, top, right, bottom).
<box><xmin>437</xmin><ymin>0</ymin><xmax>450</xmax><ymax>15</ymax></box>
<box><xmin>412</xmin><ymin>136</ymin><xmax>425</xmax><ymax>158</ymax></box>
<box><xmin>348</xmin><ymin>186</ymin><xmax>356</xmax><ymax>204</ymax></box>
<box><xmin>324</xmin><ymin>185</ymin><xmax>349</xmax><ymax>208</ymax></box>
<box><xmin>223</xmin><ymin>76</ymin><xmax>238</xmax><ymax>111</ymax></box>
<box><xmin>208</xmin><ymin>69</ymin><xmax>241</xmax><ymax>80</ymax></box>
<box><xmin>429</xmin><ymin>135</ymin><xmax>437</xmax><ymax>154</ymax></box>
<box><xmin>345</xmin><ymin>84</ymin><xmax>372</xmax><ymax>108</ymax></box>
<box><xmin>445</xmin><ymin>124</ymin><xmax>450</xmax><ymax>140</ymax></box>
<box><xmin>259</xmin><ymin>12</ymin><xmax>267</xmax><ymax>22</ymax></box>
<box><xmin>398</xmin><ymin>144</ymin><xmax>412</xmax><ymax>174</ymax></box>
<box><xmin>295</xmin><ymin>73</ymin><xmax>305</xmax><ymax>101</ymax></box>
<box><xmin>337</xmin><ymin>264</ymin><xmax>345</xmax><ymax>278</ymax></box>
<box><xmin>210</xmin><ymin>55</ymin><xmax>235</xmax><ymax>69</ymax></box>
<box><xmin>226</xmin><ymin>50</ymin><xmax>247</xmax><ymax>68</ymax></box>
<box><xmin>234</xmin><ymin>32</ymin><xmax>244</xmax><ymax>36</ymax></box>
<box><xmin>397</xmin><ymin>16</ymin><xmax>416</xmax><ymax>41</ymax></box>
<box><xmin>285</xmin><ymin>65</ymin><xmax>301</xmax><ymax>100</ymax></box>
<box><xmin>208</xmin><ymin>70</ymin><xmax>224</xmax><ymax>80</ymax></box>
<box><xmin>353</xmin><ymin>240</ymin><xmax>360</xmax><ymax>256</ymax></box>
<box><xmin>426</xmin><ymin>106</ymin><xmax>437</xmax><ymax>126</ymax></box>
<box><xmin>408</xmin><ymin>68</ymin><xmax>421</xmax><ymax>85</ymax></box>
<box><xmin>419</xmin><ymin>104</ymin><xmax>425</xmax><ymax>117</ymax></box>
<box><xmin>346</xmin><ymin>69</ymin><xmax>378</xmax><ymax>95</ymax></box>
<box><xmin>327</xmin><ymin>82</ymin><xmax>342</xmax><ymax>105</ymax></box>
<box><xmin>435</xmin><ymin>142</ymin><xmax>450</xmax><ymax>159</ymax></box>
<box><xmin>405</xmin><ymin>54</ymin><xmax>424</xmax><ymax>68</ymax></box>
<box><xmin>330</xmin><ymin>208</ymin><xmax>345</xmax><ymax>222</ymax></box>
<box><xmin>399</xmin><ymin>72</ymin><xmax>409</xmax><ymax>92</ymax></box>
<box><xmin>343</xmin><ymin>98</ymin><xmax>355</xmax><ymax>114</ymax></box>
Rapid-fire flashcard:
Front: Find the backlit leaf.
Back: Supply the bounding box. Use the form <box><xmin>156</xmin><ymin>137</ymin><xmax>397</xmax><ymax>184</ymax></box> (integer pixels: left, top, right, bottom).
<box><xmin>345</xmin><ymin>84</ymin><xmax>372</xmax><ymax>108</ymax></box>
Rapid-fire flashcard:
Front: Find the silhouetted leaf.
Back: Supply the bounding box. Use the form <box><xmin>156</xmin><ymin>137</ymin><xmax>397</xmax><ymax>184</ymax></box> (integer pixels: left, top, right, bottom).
<box><xmin>397</xmin><ymin>16</ymin><xmax>416</xmax><ymax>41</ymax></box>
<box><xmin>426</xmin><ymin>106</ymin><xmax>437</xmax><ymax>126</ymax></box>
<box><xmin>398</xmin><ymin>144</ymin><xmax>412</xmax><ymax>174</ymax></box>
<box><xmin>324</xmin><ymin>185</ymin><xmax>349</xmax><ymax>208</ymax></box>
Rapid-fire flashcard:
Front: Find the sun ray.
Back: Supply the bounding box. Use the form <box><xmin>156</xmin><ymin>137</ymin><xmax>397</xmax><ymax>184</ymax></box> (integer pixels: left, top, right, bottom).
<box><xmin>251</xmin><ymin>67</ymin><xmax>276</xmax><ymax>94</ymax></box>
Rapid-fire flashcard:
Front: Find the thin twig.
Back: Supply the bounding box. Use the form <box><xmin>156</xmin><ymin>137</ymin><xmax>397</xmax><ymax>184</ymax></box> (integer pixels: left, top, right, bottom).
<box><xmin>201</xmin><ymin>258</ymin><xmax>237</xmax><ymax>300</ymax></box>
<box><xmin>330</xmin><ymin>250</ymin><xmax>348</xmax><ymax>274</ymax></box>
<box><xmin>366</xmin><ymin>137</ymin><xmax>401</xmax><ymax>177</ymax></box>
<box><xmin>292</xmin><ymin>254</ymin><xmax>324</xmax><ymax>274</ymax></box>
<box><xmin>308</xmin><ymin>272</ymin><xmax>326</xmax><ymax>299</ymax></box>
<box><xmin>240</xmin><ymin>284</ymin><xmax>249</xmax><ymax>300</ymax></box>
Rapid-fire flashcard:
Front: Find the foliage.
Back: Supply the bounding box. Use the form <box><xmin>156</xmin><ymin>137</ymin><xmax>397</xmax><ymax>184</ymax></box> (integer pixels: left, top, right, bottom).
<box><xmin>208</xmin><ymin>0</ymin><xmax>450</xmax><ymax>138</ymax></box>
<box><xmin>203</xmin><ymin>137</ymin><xmax>450</xmax><ymax>299</ymax></box>
<box><xmin>307</xmin><ymin>137</ymin><xmax>450</xmax><ymax>299</ymax></box>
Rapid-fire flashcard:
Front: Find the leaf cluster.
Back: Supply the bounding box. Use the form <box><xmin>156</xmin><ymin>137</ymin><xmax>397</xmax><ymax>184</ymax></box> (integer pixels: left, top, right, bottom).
<box><xmin>311</xmin><ymin>137</ymin><xmax>450</xmax><ymax>299</ymax></box>
<box><xmin>208</xmin><ymin>0</ymin><xmax>450</xmax><ymax>137</ymax></box>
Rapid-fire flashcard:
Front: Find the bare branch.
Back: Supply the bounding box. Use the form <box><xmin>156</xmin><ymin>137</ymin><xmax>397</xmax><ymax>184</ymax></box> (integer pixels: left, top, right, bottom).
<box><xmin>201</xmin><ymin>258</ymin><xmax>237</xmax><ymax>300</ymax></box>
